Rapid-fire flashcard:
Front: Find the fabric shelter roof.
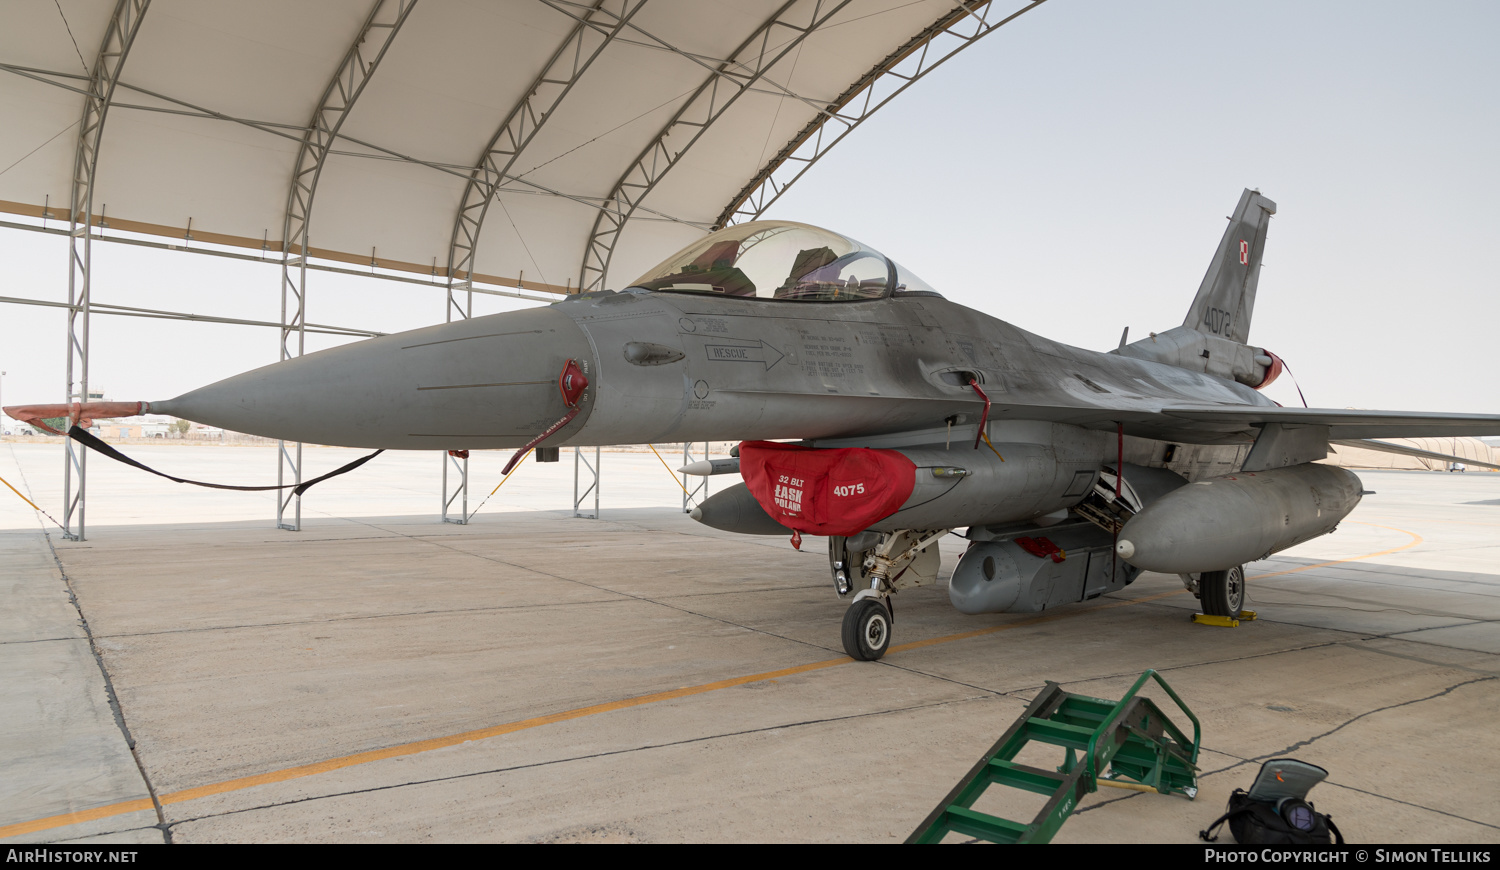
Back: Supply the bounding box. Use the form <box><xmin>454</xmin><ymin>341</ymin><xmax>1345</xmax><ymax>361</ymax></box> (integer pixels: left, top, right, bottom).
<box><xmin>1</xmin><ymin>0</ymin><xmax>1040</xmax><ymax>295</ymax></box>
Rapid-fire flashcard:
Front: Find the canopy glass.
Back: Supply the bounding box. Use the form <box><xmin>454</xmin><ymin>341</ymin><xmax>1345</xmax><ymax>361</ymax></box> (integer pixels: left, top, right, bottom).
<box><xmin>628</xmin><ymin>220</ymin><xmax>938</xmax><ymax>302</ymax></box>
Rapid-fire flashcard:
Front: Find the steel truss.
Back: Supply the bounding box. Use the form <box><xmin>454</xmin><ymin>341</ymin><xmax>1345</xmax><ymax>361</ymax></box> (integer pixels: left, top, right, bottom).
<box><xmin>681</xmin><ymin>441</ymin><xmax>709</xmax><ymax>513</ymax></box>
<box><xmin>278</xmin><ymin>0</ymin><xmax>416</xmax><ymax>532</ymax></box>
<box><xmin>0</xmin><ymin>1</ymin><xmax>1036</xmax><ymax>540</ymax></box>
<box><xmin>445</xmin><ymin>0</ymin><xmax>645</xmax><ymax>300</ymax></box>
<box><xmin>573</xmin><ymin>0</ymin><xmax>853</xmax><ymax>293</ymax></box>
<box><xmin>441</xmin><ymin>0</ymin><xmax>643</xmax><ymax>520</ymax></box>
<box><xmin>61</xmin><ymin>0</ymin><xmax>150</xmax><ymax>542</ymax></box>
<box><xmin>717</xmin><ymin>0</ymin><xmax>1044</xmax><ymax>228</ymax></box>
<box><xmin>1</xmin><ymin>61</ymin><xmax>707</xmax><ymax>240</ymax></box>
<box><xmin>3</xmin><ymin>293</ymin><xmax>382</xmax><ymax>338</ymax></box>
<box><xmin>573</xmin><ymin>446</ymin><xmax>600</xmax><ymax>519</ymax></box>
<box><xmin>0</xmin><ymin>216</ymin><xmax>562</xmax><ymax>304</ymax></box>
<box><xmin>0</xmin><ymin>51</ymin><xmax>711</xmax><ymax>276</ymax></box>
<box><xmin>441</xmin><ymin>450</ymin><xmax>468</xmax><ymax>524</ymax></box>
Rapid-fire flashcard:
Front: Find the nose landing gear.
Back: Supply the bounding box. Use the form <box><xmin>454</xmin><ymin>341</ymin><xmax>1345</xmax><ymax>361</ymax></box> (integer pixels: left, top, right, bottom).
<box><xmin>834</xmin><ymin>528</ymin><xmax>948</xmax><ymax>661</ymax></box>
<box><xmin>842</xmin><ymin>596</ymin><xmax>892</xmax><ymax>661</ymax></box>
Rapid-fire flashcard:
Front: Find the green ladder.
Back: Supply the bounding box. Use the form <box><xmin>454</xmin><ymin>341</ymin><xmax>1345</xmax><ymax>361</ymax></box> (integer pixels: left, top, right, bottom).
<box><xmin>906</xmin><ymin>669</ymin><xmax>1200</xmax><ymax>844</ymax></box>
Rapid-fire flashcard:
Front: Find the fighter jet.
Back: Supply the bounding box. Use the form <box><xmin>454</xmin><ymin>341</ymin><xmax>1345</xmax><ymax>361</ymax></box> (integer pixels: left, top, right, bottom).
<box><xmin>10</xmin><ymin>190</ymin><xmax>1500</xmax><ymax>660</ymax></box>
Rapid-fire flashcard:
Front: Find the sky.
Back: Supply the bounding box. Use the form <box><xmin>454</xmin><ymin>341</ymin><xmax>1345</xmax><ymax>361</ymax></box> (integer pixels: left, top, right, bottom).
<box><xmin>2</xmin><ymin>0</ymin><xmax>1497</xmax><ymax>423</ymax></box>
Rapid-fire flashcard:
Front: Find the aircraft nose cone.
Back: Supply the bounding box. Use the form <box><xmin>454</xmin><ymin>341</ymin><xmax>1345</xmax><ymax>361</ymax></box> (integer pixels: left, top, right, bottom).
<box><xmin>153</xmin><ymin>306</ymin><xmax>595</xmax><ymax>449</ymax></box>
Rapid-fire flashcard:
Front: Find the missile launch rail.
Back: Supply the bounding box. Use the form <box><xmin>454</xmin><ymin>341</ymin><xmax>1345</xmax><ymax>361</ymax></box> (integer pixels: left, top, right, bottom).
<box><xmin>906</xmin><ymin>669</ymin><xmax>1199</xmax><ymax>844</ymax></box>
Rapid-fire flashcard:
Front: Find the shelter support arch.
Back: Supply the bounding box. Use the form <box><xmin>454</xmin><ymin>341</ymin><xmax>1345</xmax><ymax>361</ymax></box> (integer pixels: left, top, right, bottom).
<box><xmin>441</xmin><ymin>0</ymin><xmax>645</xmax><ymax>523</ymax></box>
<box><xmin>575</xmin><ymin>0</ymin><xmax>853</xmax><ymax>294</ymax></box>
<box><xmin>278</xmin><ymin>0</ymin><xmax>418</xmax><ymax>531</ymax></box>
<box><xmin>0</xmin><ymin>0</ymin><xmax>1052</xmax><ymax>535</ymax></box>
<box><xmin>62</xmin><ymin>0</ymin><xmax>151</xmax><ymax>542</ymax></box>
<box><xmin>716</xmin><ymin>0</ymin><xmax>1045</xmax><ymax>228</ymax></box>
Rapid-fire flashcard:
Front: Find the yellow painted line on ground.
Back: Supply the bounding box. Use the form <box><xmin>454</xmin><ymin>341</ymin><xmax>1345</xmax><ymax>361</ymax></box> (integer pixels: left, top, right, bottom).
<box><xmin>1</xmin><ymin>522</ymin><xmax>1423</xmax><ymax>839</ymax></box>
<box><xmin>0</xmin><ymin>799</ymin><xmax>157</xmax><ymax>840</ymax></box>
<box><xmin>1363</xmin><ymin>517</ymin><xmax>1500</xmax><ymax>528</ymax></box>
<box><xmin>888</xmin><ymin>588</ymin><xmax>1189</xmax><ymax>655</ymax></box>
<box><xmin>890</xmin><ymin>522</ymin><xmax>1423</xmax><ymax>654</ymax></box>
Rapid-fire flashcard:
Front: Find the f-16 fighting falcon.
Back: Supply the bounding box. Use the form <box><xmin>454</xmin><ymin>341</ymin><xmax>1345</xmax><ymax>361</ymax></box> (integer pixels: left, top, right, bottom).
<box><xmin>10</xmin><ymin>190</ymin><xmax>1500</xmax><ymax>660</ymax></box>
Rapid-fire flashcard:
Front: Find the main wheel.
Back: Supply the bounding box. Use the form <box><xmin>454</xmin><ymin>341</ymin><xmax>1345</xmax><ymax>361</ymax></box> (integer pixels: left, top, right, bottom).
<box><xmin>1200</xmin><ymin>565</ymin><xmax>1246</xmax><ymax>618</ymax></box>
<box><xmin>842</xmin><ymin>598</ymin><xmax>892</xmax><ymax>661</ymax></box>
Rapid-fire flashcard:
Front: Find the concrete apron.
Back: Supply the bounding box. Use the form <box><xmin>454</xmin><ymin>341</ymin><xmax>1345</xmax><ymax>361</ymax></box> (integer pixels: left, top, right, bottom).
<box><xmin>0</xmin><ymin>449</ymin><xmax>162</xmax><ymax>843</ymax></box>
<box><xmin>0</xmin><ymin>455</ymin><xmax>1496</xmax><ymax>843</ymax></box>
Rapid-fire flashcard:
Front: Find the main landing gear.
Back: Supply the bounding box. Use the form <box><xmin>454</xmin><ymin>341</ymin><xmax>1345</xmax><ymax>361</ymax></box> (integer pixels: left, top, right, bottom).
<box><xmin>830</xmin><ymin>528</ymin><xmax>949</xmax><ymax>661</ymax></box>
<box><xmin>1200</xmin><ymin>565</ymin><xmax>1246</xmax><ymax>618</ymax></box>
<box><xmin>1181</xmin><ymin>565</ymin><xmax>1247</xmax><ymax>619</ymax></box>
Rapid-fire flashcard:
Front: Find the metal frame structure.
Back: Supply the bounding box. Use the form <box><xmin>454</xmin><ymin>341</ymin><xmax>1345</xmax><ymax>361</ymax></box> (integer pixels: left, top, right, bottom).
<box><xmin>575</xmin><ymin>0</ymin><xmax>852</xmax><ymax>293</ymax></box>
<box><xmin>0</xmin><ymin>216</ymin><xmax>563</xmax><ymax>305</ymax></box>
<box><xmin>681</xmin><ymin>441</ymin><xmax>708</xmax><ymax>513</ymax></box>
<box><xmin>441</xmin><ymin>450</ymin><xmax>468</xmax><ymax>523</ymax></box>
<box><xmin>0</xmin><ymin>58</ymin><xmax>702</xmax><ymax>281</ymax></box>
<box><xmin>573</xmin><ymin>446</ymin><xmax>600</xmax><ymax>519</ymax></box>
<box><xmin>5</xmin><ymin>291</ymin><xmax>382</xmax><ymax>338</ymax></box>
<box><xmin>444</xmin><ymin>0</ymin><xmax>644</xmax><ymax>302</ymax></box>
<box><xmin>440</xmin><ymin>0</ymin><xmax>644</xmax><ymax>522</ymax></box>
<box><xmin>278</xmin><ymin>0</ymin><xmax>418</xmax><ymax>531</ymax></box>
<box><xmin>0</xmin><ymin>0</ymin><xmax>1033</xmax><ymax>533</ymax></box>
<box><xmin>61</xmin><ymin>0</ymin><xmax>150</xmax><ymax>542</ymax></box>
<box><xmin>717</xmin><ymin>0</ymin><xmax>1044</xmax><ymax>228</ymax></box>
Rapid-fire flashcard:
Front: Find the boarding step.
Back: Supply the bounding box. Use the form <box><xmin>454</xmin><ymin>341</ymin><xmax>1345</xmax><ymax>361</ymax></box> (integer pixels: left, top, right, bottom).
<box><xmin>906</xmin><ymin>669</ymin><xmax>1200</xmax><ymax>844</ymax></box>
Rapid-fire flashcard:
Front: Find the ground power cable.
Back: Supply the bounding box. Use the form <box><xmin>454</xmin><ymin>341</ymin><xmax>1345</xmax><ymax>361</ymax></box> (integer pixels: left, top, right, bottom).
<box><xmin>1</xmin><ymin>471</ymin><xmax>66</xmax><ymax>530</ymax></box>
<box><xmin>647</xmin><ymin>443</ymin><xmax>697</xmax><ymax>507</ymax></box>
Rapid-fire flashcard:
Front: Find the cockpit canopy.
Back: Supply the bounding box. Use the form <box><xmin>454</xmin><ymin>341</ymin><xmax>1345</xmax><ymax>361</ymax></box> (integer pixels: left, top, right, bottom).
<box><xmin>627</xmin><ymin>220</ymin><xmax>939</xmax><ymax>302</ymax></box>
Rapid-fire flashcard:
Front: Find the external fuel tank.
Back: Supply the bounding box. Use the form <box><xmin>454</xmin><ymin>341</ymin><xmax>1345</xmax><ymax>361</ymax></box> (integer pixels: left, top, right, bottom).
<box><xmin>1115</xmin><ymin>463</ymin><xmax>1363</xmax><ymax>574</ymax></box>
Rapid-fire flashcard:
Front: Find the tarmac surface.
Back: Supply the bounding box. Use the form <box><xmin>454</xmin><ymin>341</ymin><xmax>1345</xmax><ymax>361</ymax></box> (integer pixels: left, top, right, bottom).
<box><xmin>1</xmin><ymin>440</ymin><xmax>1497</xmax><ymax>844</ymax></box>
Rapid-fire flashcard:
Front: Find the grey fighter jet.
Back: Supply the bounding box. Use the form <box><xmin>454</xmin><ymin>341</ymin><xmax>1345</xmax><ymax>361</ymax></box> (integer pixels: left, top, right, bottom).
<box><xmin>11</xmin><ymin>190</ymin><xmax>1500</xmax><ymax>660</ymax></box>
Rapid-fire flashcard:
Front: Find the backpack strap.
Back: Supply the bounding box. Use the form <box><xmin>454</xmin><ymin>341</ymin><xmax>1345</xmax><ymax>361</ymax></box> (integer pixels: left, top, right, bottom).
<box><xmin>1199</xmin><ymin>809</ymin><xmax>1234</xmax><ymax>843</ymax></box>
<box><xmin>1326</xmin><ymin>815</ymin><xmax>1344</xmax><ymax>845</ymax></box>
<box><xmin>1199</xmin><ymin>789</ymin><xmax>1253</xmax><ymax>843</ymax></box>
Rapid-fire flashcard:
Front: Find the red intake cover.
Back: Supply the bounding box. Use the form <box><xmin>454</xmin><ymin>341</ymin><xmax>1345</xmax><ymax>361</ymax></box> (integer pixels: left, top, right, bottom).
<box><xmin>559</xmin><ymin>358</ymin><xmax>588</xmax><ymax>407</ymax></box>
<box><xmin>739</xmin><ymin>441</ymin><xmax>916</xmax><ymax>536</ymax></box>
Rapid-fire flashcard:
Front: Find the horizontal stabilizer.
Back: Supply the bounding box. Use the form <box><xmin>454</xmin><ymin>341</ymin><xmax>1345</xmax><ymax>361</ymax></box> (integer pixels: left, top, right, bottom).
<box><xmin>1331</xmin><ymin>438</ymin><xmax>1500</xmax><ymax>472</ymax></box>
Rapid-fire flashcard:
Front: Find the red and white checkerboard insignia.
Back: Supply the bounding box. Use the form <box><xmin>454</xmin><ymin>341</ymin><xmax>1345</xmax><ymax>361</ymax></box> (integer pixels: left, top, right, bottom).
<box><xmin>1239</xmin><ymin>240</ymin><xmax>1249</xmax><ymax>265</ymax></box>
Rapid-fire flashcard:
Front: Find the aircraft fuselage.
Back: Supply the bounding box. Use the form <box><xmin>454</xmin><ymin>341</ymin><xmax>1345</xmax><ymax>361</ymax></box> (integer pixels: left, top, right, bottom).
<box><xmin>157</xmin><ymin>289</ymin><xmax>1277</xmax><ymax>470</ymax></box>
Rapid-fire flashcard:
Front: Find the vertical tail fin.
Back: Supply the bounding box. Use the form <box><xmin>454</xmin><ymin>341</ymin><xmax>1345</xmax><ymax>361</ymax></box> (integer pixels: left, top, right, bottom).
<box><xmin>1183</xmin><ymin>189</ymin><xmax>1276</xmax><ymax>345</ymax></box>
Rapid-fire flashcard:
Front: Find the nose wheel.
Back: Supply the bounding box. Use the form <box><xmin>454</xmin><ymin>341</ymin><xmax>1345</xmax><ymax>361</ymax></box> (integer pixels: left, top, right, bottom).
<box><xmin>842</xmin><ymin>597</ymin><xmax>892</xmax><ymax>661</ymax></box>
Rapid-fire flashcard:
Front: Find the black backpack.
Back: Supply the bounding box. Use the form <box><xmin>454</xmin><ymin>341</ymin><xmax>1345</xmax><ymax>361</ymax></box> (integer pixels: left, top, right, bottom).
<box><xmin>1200</xmin><ymin>788</ymin><xmax>1344</xmax><ymax>845</ymax></box>
<box><xmin>1199</xmin><ymin>758</ymin><xmax>1345</xmax><ymax>846</ymax></box>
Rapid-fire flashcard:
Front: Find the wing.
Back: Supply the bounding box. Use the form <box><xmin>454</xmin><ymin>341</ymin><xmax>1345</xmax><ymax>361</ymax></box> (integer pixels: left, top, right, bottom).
<box><xmin>969</xmin><ymin>401</ymin><xmax>1500</xmax><ymax>446</ymax></box>
<box><xmin>1158</xmin><ymin>406</ymin><xmax>1500</xmax><ymax>440</ymax></box>
<box><xmin>1330</xmin><ymin>438</ymin><xmax>1500</xmax><ymax>472</ymax></box>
